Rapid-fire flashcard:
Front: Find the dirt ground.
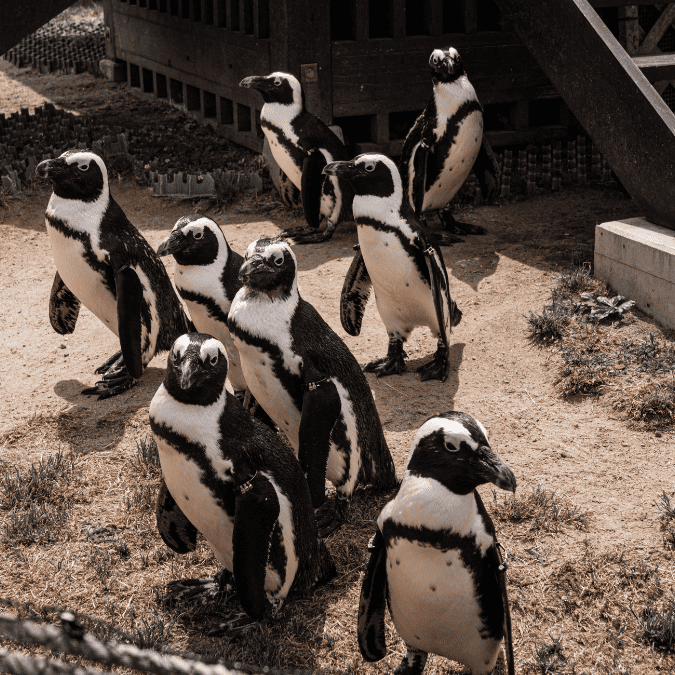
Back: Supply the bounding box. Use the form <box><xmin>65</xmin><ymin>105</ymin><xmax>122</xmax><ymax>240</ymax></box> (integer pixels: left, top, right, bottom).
<box><xmin>1</xmin><ymin>58</ymin><xmax>675</xmax><ymax>675</ymax></box>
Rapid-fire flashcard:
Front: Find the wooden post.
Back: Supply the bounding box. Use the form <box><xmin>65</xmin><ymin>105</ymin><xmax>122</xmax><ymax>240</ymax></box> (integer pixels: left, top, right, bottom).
<box><xmin>618</xmin><ymin>6</ymin><xmax>640</xmax><ymax>55</ymax></box>
<box><xmin>354</xmin><ymin>0</ymin><xmax>369</xmax><ymax>40</ymax></box>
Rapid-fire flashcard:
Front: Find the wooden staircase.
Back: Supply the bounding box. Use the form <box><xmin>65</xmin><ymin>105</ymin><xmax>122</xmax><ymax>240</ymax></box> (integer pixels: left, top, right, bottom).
<box><xmin>496</xmin><ymin>0</ymin><xmax>675</xmax><ymax>230</ymax></box>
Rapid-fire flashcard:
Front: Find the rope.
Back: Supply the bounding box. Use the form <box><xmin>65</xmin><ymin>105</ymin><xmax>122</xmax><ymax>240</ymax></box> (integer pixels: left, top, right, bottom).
<box><xmin>0</xmin><ymin>647</ymin><xmax>114</xmax><ymax>675</ymax></box>
<box><xmin>0</xmin><ymin>613</ymin><xmax>254</xmax><ymax>675</ymax></box>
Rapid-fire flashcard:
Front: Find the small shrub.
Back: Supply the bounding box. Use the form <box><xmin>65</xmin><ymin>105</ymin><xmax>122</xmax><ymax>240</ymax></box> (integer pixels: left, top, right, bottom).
<box><xmin>2</xmin><ymin>503</ymin><xmax>72</xmax><ymax>545</ymax></box>
<box><xmin>633</xmin><ymin>594</ymin><xmax>675</xmax><ymax>652</ymax></box>
<box><xmin>525</xmin><ymin>305</ymin><xmax>570</xmax><ymax>345</ymax></box>
<box><xmin>125</xmin><ymin>484</ymin><xmax>155</xmax><ymax>513</ymax></box>
<box><xmin>128</xmin><ymin>436</ymin><xmax>161</xmax><ymax>475</ymax></box>
<box><xmin>523</xmin><ymin>634</ymin><xmax>568</xmax><ymax>674</ymax></box>
<box><xmin>656</xmin><ymin>491</ymin><xmax>675</xmax><ymax>549</ymax></box>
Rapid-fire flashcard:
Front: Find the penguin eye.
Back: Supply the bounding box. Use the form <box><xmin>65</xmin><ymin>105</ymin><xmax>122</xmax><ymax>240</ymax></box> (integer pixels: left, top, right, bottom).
<box><xmin>273</xmin><ymin>252</ymin><xmax>284</xmax><ymax>266</ymax></box>
<box><xmin>274</xmin><ymin>77</ymin><xmax>282</xmax><ymax>87</ymax></box>
<box><xmin>432</xmin><ymin>56</ymin><xmax>440</xmax><ymax>65</ymax></box>
<box><xmin>193</xmin><ymin>231</ymin><xmax>203</xmax><ymax>240</ymax></box>
<box><xmin>364</xmin><ymin>162</ymin><xmax>376</xmax><ymax>173</ymax></box>
<box><xmin>445</xmin><ymin>440</ymin><xmax>457</xmax><ymax>452</ymax></box>
<box><xmin>78</xmin><ymin>162</ymin><xmax>90</xmax><ymax>172</ymax></box>
<box><xmin>210</xmin><ymin>354</ymin><xmax>218</xmax><ymax>366</ymax></box>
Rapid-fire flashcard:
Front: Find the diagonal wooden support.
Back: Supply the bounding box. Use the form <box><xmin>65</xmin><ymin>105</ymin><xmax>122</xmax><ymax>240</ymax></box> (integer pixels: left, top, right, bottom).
<box><xmin>494</xmin><ymin>0</ymin><xmax>675</xmax><ymax>230</ymax></box>
<box><xmin>636</xmin><ymin>4</ymin><xmax>675</xmax><ymax>54</ymax></box>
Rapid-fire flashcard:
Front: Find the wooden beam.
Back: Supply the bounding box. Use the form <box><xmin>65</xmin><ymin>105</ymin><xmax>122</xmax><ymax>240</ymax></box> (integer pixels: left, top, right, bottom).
<box><xmin>636</xmin><ymin>4</ymin><xmax>675</xmax><ymax>54</ymax></box>
<box><xmin>634</xmin><ymin>53</ymin><xmax>675</xmax><ymax>81</ymax></box>
<box><xmin>494</xmin><ymin>0</ymin><xmax>675</xmax><ymax>230</ymax></box>
<box><xmin>590</xmin><ymin>0</ymin><xmax>675</xmax><ymax>6</ymax></box>
<box><xmin>618</xmin><ymin>6</ymin><xmax>640</xmax><ymax>55</ymax></box>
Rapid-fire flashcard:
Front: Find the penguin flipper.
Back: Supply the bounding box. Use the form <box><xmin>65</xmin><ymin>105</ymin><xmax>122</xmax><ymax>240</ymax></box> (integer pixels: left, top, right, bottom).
<box><xmin>300</xmin><ymin>149</ymin><xmax>327</xmax><ymax>231</ymax></box>
<box><xmin>340</xmin><ymin>250</ymin><xmax>372</xmax><ymax>336</ymax></box>
<box><xmin>49</xmin><ymin>271</ymin><xmax>81</xmax><ymax>334</ymax></box>
<box><xmin>115</xmin><ymin>264</ymin><xmax>144</xmax><ymax>380</ymax></box>
<box><xmin>473</xmin><ymin>136</ymin><xmax>501</xmax><ymax>202</ymax></box>
<box><xmin>491</xmin><ymin>543</ymin><xmax>515</xmax><ymax>675</ymax></box>
<box><xmin>233</xmin><ymin>473</ymin><xmax>280</xmax><ymax>621</ymax></box>
<box><xmin>357</xmin><ymin>529</ymin><xmax>388</xmax><ymax>662</ymax></box>
<box><xmin>156</xmin><ymin>479</ymin><xmax>198</xmax><ymax>554</ymax></box>
<box><xmin>421</xmin><ymin>243</ymin><xmax>453</xmax><ymax>352</ymax></box>
<box><xmin>299</xmin><ymin>362</ymin><xmax>342</xmax><ymax>509</ymax></box>
<box><xmin>411</xmin><ymin>141</ymin><xmax>429</xmax><ymax>217</ymax></box>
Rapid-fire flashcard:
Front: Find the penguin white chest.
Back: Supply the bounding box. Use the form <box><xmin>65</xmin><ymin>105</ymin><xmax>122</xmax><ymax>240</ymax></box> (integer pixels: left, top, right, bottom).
<box><xmin>385</xmin><ymin>537</ymin><xmax>499</xmax><ymax>673</ymax></box>
<box><xmin>156</xmin><ymin>436</ymin><xmax>236</xmax><ymax>570</ymax></box>
<box><xmin>46</xmin><ymin>222</ymin><xmax>119</xmax><ymax>335</ymax></box>
<box><xmin>422</xmin><ymin>110</ymin><xmax>483</xmax><ymax>212</ymax></box>
<box><xmin>358</xmin><ymin>226</ymin><xmax>438</xmax><ymax>337</ymax></box>
<box><xmin>262</xmin><ymin>126</ymin><xmax>302</xmax><ymax>188</ymax></box>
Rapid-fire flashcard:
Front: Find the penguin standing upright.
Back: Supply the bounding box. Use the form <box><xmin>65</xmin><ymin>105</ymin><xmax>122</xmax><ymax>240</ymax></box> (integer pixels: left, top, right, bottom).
<box><xmin>399</xmin><ymin>47</ymin><xmax>498</xmax><ymax>245</ymax></box>
<box><xmin>358</xmin><ymin>411</ymin><xmax>516</xmax><ymax>675</ymax></box>
<box><xmin>156</xmin><ymin>214</ymin><xmax>247</xmax><ymax>396</ymax></box>
<box><xmin>240</xmin><ymin>72</ymin><xmax>353</xmax><ymax>244</ymax></box>
<box><xmin>37</xmin><ymin>150</ymin><xmax>191</xmax><ymax>398</ymax></box>
<box><xmin>227</xmin><ymin>237</ymin><xmax>397</xmax><ymax>536</ymax></box>
<box><xmin>324</xmin><ymin>154</ymin><xmax>461</xmax><ymax>382</ymax></box>
<box><xmin>150</xmin><ymin>332</ymin><xmax>336</xmax><ymax>625</ymax></box>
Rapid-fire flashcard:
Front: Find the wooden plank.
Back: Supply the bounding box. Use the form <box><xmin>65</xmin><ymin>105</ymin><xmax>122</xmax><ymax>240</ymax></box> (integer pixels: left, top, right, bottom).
<box><xmin>590</xmin><ymin>0</ymin><xmax>675</xmax><ymax>6</ymax></box>
<box><xmin>111</xmin><ymin>9</ymin><xmax>270</xmax><ymax>87</ymax></box>
<box><xmin>495</xmin><ymin>0</ymin><xmax>675</xmax><ymax>230</ymax></box>
<box><xmin>391</xmin><ymin>0</ymin><xmax>406</xmax><ymax>38</ymax></box>
<box><xmin>618</xmin><ymin>6</ymin><xmax>640</xmax><ymax>54</ymax></box>
<box><xmin>462</xmin><ymin>0</ymin><xmax>478</xmax><ymax>33</ymax></box>
<box><xmin>634</xmin><ymin>53</ymin><xmax>675</xmax><ymax>81</ymax></box>
<box><xmin>354</xmin><ymin>0</ymin><xmax>369</xmax><ymax>40</ymax></box>
<box><xmin>428</xmin><ymin>0</ymin><xmax>443</xmax><ymax>36</ymax></box>
<box><xmin>636</xmin><ymin>4</ymin><xmax>675</xmax><ymax>54</ymax></box>
<box><xmin>332</xmin><ymin>41</ymin><xmax>554</xmax><ymax>115</ymax></box>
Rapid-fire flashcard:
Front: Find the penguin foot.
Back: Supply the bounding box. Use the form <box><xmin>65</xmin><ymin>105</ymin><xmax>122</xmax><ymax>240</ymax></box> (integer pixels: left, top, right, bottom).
<box><xmin>164</xmin><ymin>569</ymin><xmax>234</xmax><ymax>607</ymax></box>
<box><xmin>432</xmin><ymin>232</ymin><xmax>466</xmax><ymax>246</ymax></box>
<box><xmin>94</xmin><ymin>349</ymin><xmax>123</xmax><ymax>375</ymax></box>
<box><xmin>288</xmin><ymin>229</ymin><xmax>336</xmax><ymax>244</ymax></box>
<box><xmin>206</xmin><ymin>613</ymin><xmax>258</xmax><ymax>637</ymax></box>
<box><xmin>81</xmin><ymin>372</ymin><xmax>138</xmax><ymax>399</ymax></box>
<box><xmin>364</xmin><ymin>338</ymin><xmax>407</xmax><ymax>378</ymax></box>
<box><xmin>315</xmin><ymin>493</ymin><xmax>351</xmax><ymax>538</ymax></box>
<box><xmin>393</xmin><ymin>648</ymin><xmax>428</xmax><ymax>675</ymax></box>
<box><xmin>416</xmin><ymin>344</ymin><xmax>450</xmax><ymax>382</ymax></box>
<box><xmin>437</xmin><ymin>207</ymin><xmax>486</xmax><ymax>236</ymax></box>
<box><xmin>279</xmin><ymin>224</ymin><xmax>316</xmax><ymax>240</ymax></box>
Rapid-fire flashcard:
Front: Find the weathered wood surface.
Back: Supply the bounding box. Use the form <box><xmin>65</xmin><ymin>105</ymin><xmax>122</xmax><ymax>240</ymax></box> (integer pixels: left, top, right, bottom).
<box><xmin>589</xmin><ymin>0</ymin><xmax>675</xmax><ymax>6</ymax></box>
<box><xmin>496</xmin><ymin>0</ymin><xmax>675</xmax><ymax>230</ymax></box>
<box><xmin>0</xmin><ymin>0</ymin><xmax>75</xmax><ymax>56</ymax></box>
<box><xmin>634</xmin><ymin>53</ymin><xmax>675</xmax><ymax>81</ymax></box>
<box><xmin>332</xmin><ymin>36</ymin><xmax>556</xmax><ymax>116</ymax></box>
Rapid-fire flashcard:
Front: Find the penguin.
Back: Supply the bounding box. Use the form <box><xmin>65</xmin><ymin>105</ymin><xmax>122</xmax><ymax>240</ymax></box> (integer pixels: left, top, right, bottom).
<box><xmin>156</xmin><ymin>215</ymin><xmax>247</xmax><ymax>396</ymax></box>
<box><xmin>324</xmin><ymin>153</ymin><xmax>461</xmax><ymax>383</ymax></box>
<box><xmin>37</xmin><ymin>150</ymin><xmax>191</xmax><ymax>399</ymax></box>
<box><xmin>227</xmin><ymin>237</ymin><xmax>397</xmax><ymax>537</ymax></box>
<box><xmin>399</xmin><ymin>47</ymin><xmax>498</xmax><ymax>246</ymax></box>
<box><xmin>358</xmin><ymin>411</ymin><xmax>516</xmax><ymax>675</ymax></box>
<box><xmin>149</xmin><ymin>332</ymin><xmax>336</xmax><ymax>625</ymax></box>
<box><xmin>240</xmin><ymin>72</ymin><xmax>353</xmax><ymax>244</ymax></box>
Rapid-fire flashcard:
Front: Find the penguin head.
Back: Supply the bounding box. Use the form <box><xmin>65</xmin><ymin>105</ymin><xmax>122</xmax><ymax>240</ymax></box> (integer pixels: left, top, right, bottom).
<box><xmin>239</xmin><ymin>72</ymin><xmax>303</xmax><ymax>107</ymax></box>
<box><xmin>157</xmin><ymin>215</ymin><xmax>225</xmax><ymax>266</ymax></box>
<box><xmin>238</xmin><ymin>237</ymin><xmax>297</xmax><ymax>299</ymax></box>
<box><xmin>36</xmin><ymin>150</ymin><xmax>108</xmax><ymax>202</ymax></box>
<box><xmin>323</xmin><ymin>153</ymin><xmax>401</xmax><ymax>199</ymax></box>
<box><xmin>165</xmin><ymin>333</ymin><xmax>229</xmax><ymax>404</ymax></box>
<box><xmin>406</xmin><ymin>412</ymin><xmax>516</xmax><ymax>495</ymax></box>
<box><xmin>429</xmin><ymin>47</ymin><xmax>465</xmax><ymax>84</ymax></box>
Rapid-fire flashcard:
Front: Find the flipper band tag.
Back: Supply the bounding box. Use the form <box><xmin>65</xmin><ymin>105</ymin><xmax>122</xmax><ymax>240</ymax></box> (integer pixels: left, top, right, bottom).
<box><xmin>306</xmin><ymin>376</ymin><xmax>330</xmax><ymax>391</ymax></box>
<box><xmin>239</xmin><ymin>470</ymin><xmax>258</xmax><ymax>494</ymax></box>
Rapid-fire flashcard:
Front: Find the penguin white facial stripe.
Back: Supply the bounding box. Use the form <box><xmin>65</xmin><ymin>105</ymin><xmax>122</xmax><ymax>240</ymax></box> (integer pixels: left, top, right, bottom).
<box><xmin>200</xmin><ymin>338</ymin><xmax>227</xmax><ymax>365</ymax></box>
<box><xmin>261</xmin><ymin>471</ymin><xmax>299</xmax><ymax>598</ymax></box>
<box><xmin>64</xmin><ymin>151</ymin><xmax>109</xmax><ymax>181</ymax></box>
<box><xmin>173</xmin><ymin>334</ymin><xmax>191</xmax><ymax>359</ymax></box>
<box><xmin>183</xmin><ymin>222</ymin><xmax>205</xmax><ymax>237</ymax></box>
<box><xmin>413</xmin><ymin>418</ymin><xmax>480</xmax><ymax>452</ymax></box>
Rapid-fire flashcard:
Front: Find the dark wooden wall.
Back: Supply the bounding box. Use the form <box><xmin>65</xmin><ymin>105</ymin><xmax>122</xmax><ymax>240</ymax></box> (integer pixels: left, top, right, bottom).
<box><xmin>107</xmin><ymin>0</ymin><xmax>567</xmax><ymax>153</ymax></box>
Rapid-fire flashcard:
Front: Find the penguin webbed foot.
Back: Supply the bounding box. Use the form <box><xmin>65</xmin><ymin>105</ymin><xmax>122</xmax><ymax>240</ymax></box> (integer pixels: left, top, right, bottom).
<box><xmin>437</xmin><ymin>205</ymin><xmax>486</xmax><ymax>237</ymax></box>
<box><xmin>394</xmin><ymin>648</ymin><xmax>429</xmax><ymax>675</ymax></box>
<box><xmin>279</xmin><ymin>224</ymin><xmax>316</xmax><ymax>240</ymax></box>
<box><xmin>206</xmin><ymin>612</ymin><xmax>259</xmax><ymax>637</ymax></box>
<box><xmin>315</xmin><ymin>493</ymin><xmax>351</xmax><ymax>538</ymax></box>
<box><xmin>81</xmin><ymin>370</ymin><xmax>138</xmax><ymax>400</ymax></box>
<box><xmin>416</xmin><ymin>343</ymin><xmax>450</xmax><ymax>383</ymax></box>
<box><xmin>94</xmin><ymin>349</ymin><xmax>123</xmax><ymax>375</ymax></box>
<box><xmin>364</xmin><ymin>341</ymin><xmax>407</xmax><ymax>378</ymax></box>
<box><xmin>163</xmin><ymin>569</ymin><xmax>234</xmax><ymax>608</ymax></box>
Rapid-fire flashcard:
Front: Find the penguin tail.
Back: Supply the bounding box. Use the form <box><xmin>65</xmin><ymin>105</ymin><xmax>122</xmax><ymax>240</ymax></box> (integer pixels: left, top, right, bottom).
<box><xmin>313</xmin><ymin>539</ymin><xmax>338</xmax><ymax>590</ymax></box>
<box><xmin>364</xmin><ymin>427</ymin><xmax>398</xmax><ymax>492</ymax></box>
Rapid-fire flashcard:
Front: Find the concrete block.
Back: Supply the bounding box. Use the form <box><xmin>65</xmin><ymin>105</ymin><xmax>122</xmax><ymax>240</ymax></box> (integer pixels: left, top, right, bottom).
<box><xmin>99</xmin><ymin>58</ymin><xmax>126</xmax><ymax>82</ymax></box>
<box><xmin>595</xmin><ymin>217</ymin><xmax>675</xmax><ymax>330</ymax></box>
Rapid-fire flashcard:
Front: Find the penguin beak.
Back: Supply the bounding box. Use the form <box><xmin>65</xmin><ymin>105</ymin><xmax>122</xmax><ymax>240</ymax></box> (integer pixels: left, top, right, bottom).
<box><xmin>157</xmin><ymin>230</ymin><xmax>187</xmax><ymax>258</ymax></box>
<box><xmin>37</xmin><ymin>157</ymin><xmax>68</xmax><ymax>179</ymax></box>
<box><xmin>178</xmin><ymin>357</ymin><xmax>200</xmax><ymax>390</ymax></box>
<box><xmin>238</xmin><ymin>255</ymin><xmax>271</xmax><ymax>286</ymax></box>
<box><xmin>240</xmin><ymin>75</ymin><xmax>272</xmax><ymax>92</ymax></box>
<box><xmin>476</xmin><ymin>446</ymin><xmax>517</xmax><ymax>493</ymax></box>
<box><xmin>323</xmin><ymin>160</ymin><xmax>355</xmax><ymax>179</ymax></box>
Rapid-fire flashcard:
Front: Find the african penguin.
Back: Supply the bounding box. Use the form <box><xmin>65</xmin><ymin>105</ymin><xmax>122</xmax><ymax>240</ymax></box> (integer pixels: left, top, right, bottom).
<box><xmin>324</xmin><ymin>153</ymin><xmax>461</xmax><ymax>382</ymax></box>
<box><xmin>37</xmin><ymin>150</ymin><xmax>191</xmax><ymax>399</ymax></box>
<box><xmin>227</xmin><ymin>237</ymin><xmax>397</xmax><ymax>537</ymax></box>
<box><xmin>156</xmin><ymin>215</ymin><xmax>247</xmax><ymax>396</ymax></box>
<box><xmin>399</xmin><ymin>47</ymin><xmax>497</xmax><ymax>245</ymax></box>
<box><xmin>240</xmin><ymin>72</ymin><xmax>353</xmax><ymax>244</ymax></box>
<box><xmin>358</xmin><ymin>411</ymin><xmax>516</xmax><ymax>675</ymax></box>
<box><xmin>149</xmin><ymin>332</ymin><xmax>336</xmax><ymax>624</ymax></box>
